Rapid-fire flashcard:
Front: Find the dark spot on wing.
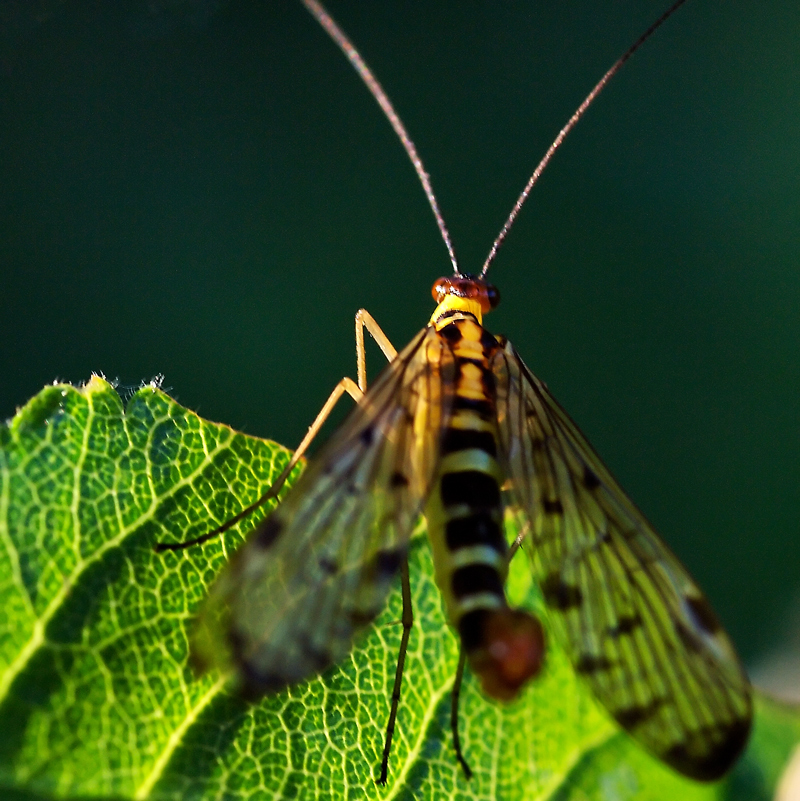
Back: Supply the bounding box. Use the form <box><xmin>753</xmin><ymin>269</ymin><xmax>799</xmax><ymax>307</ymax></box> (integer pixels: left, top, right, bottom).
<box><xmin>239</xmin><ymin>667</ymin><xmax>287</xmax><ymax>701</ymax></box>
<box><xmin>675</xmin><ymin>621</ymin><xmax>702</xmax><ymax>652</ymax></box>
<box><xmin>227</xmin><ymin>630</ymin><xmax>287</xmax><ymax>697</ymax></box>
<box><xmin>360</xmin><ymin>426</ymin><xmax>375</xmax><ymax>446</ymax></box>
<box><xmin>441</xmin><ymin>427</ymin><xmax>497</xmax><ymax>457</ymax></box>
<box><xmin>440</xmin><ymin>324</ymin><xmax>462</xmax><ymax>344</ymax></box>
<box><xmin>445</xmin><ymin>512</ymin><xmax>506</xmax><ymax>553</ymax></box>
<box><xmin>609</xmin><ymin>614</ymin><xmax>642</xmax><ymax>636</ymax></box>
<box><xmin>543</xmin><ymin>498</ymin><xmax>563</xmax><ymax>514</ymax></box>
<box><xmin>583</xmin><ymin>466</ymin><xmax>601</xmax><ymax>490</ymax></box>
<box><xmin>441</xmin><ymin>471</ymin><xmax>500</xmax><ymax>509</ymax></box>
<box><xmin>348</xmin><ymin>607</ymin><xmax>380</xmax><ymax>627</ymax></box>
<box><xmin>541</xmin><ymin>573</ymin><xmax>583</xmax><ymax>611</ymax></box>
<box><xmin>684</xmin><ymin>594</ymin><xmax>722</xmax><ymax>635</ymax></box>
<box><xmin>331</xmin><ymin>619</ymin><xmax>355</xmax><ymax>644</ymax></box>
<box><xmin>615</xmin><ymin>700</ymin><xmax>661</xmax><ymax>729</ymax></box>
<box><xmin>451</xmin><ymin>564</ymin><xmax>503</xmax><ymax>600</ymax></box>
<box><xmin>227</xmin><ymin>628</ymin><xmax>246</xmax><ymax>660</ymax></box>
<box><xmin>318</xmin><ymin>556</ymin><xmax>338</xmax><ymax>575</ymax></box>
<box><xmin>255</xmin><ymin>517</ymin><xmax>282</xmax><ymax>549</ymax></box>
<box><xmin>575</xmin><ymin>654</ymin><xmax>615</xmax><ymax>674</ymax></box>
<box><xmin>663</xmin><ymin>716</ymin><xmax>752</xmax><ymax>781</ymax></box>
<box><xmin>299</xmin><ymin>635</ymin><xmax>333</xmax><ymax>671</ymax></box>
<box><xmin>390</xmin><ymin>471</ymin><xmax>409</xmax><ymax>488</ymax></box>
<box><xmin>375</xmin><ymin>548</ymin><xmax>402</xmax><ymax>577</ymax></box>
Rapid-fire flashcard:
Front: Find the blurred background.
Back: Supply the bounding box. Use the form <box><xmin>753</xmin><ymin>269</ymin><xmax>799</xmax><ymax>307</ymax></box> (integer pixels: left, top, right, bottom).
<box><xmin>1</xmin><ymin>0</ymin><xmax>798</xmax><ymax>673</ymax></box>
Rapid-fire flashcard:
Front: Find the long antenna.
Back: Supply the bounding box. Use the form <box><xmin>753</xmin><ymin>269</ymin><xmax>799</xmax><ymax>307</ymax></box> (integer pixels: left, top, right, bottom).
<box><xmin>481</xmin><ymin>0</ymin><xmax>689</xmax><ymax>276</ymax></box>
<box><xmin>303</xmin><ymin>0</ymin><xmax>689</xmax><ymax>279</ymax></box>
<box><xmin>301</xmin><ymin>0</ymin><xmax>461</xmax><ymax>276</ymax></box>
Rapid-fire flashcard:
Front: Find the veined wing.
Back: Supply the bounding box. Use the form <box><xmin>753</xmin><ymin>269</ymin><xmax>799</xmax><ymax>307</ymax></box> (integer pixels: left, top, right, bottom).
<box><xmin>492</xmin><ymin>340</ymin><xmax>752</xmax><ymax>781</ymax></box>
<box><xmin>193</xmin><ymin>325</ymin><xmax>455</xmax><ymax>695</ymax></box>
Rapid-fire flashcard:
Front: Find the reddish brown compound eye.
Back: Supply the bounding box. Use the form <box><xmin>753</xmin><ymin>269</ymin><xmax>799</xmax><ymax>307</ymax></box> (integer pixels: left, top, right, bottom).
<box><xmin>431</xmin><ymin>276</ymin><xmax>453</xmax><ymax>306</ymax></box>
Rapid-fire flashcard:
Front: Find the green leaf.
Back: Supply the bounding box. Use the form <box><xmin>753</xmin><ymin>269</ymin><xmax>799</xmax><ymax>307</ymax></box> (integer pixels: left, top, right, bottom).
<box><xmin>0</xmin><ymin>377</ymin><xmax>797</xmax><ymax>800</ymax></box>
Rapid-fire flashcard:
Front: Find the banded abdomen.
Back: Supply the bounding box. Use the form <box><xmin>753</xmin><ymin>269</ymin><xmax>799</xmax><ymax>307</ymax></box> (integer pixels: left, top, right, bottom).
<box><xmin>425</xmin><ymin>312</ymin><xmax>544</xmax><ymax>701</ymax></box>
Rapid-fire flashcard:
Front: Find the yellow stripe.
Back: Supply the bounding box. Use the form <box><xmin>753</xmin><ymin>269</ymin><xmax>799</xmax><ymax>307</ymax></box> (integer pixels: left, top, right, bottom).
<box><xmin>453</xmin><ymin>593</ymin><xmax>505</xmax><ymax>616</ymax></box>
<box><xmin>448</xmin><ymin>545</ymin><xmax>506</xmax><ymax>570</ymax></box>
<box><xmin>439</xmin><ymin>450</ymin><xmax>500</xmax><ymax>477</ymax></box>
<box><xmin>451</xmin><ymin>339</ymin><xmax>484</xmax><ymax>359</ymax></box>
<box><xmin>448</xmin><ymin>411</ymin><xmax>494</xmax><ymax>431</ymax></box>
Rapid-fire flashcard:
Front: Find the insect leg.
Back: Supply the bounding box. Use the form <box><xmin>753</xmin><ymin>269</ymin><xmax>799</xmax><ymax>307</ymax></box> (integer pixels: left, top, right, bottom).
<box><xmin>378</xmin><ymin>555</ymin><xmax>413</xmax><ymax>785</ymax></box>
<box><xmin>356</xmin><ymin>308</ymin><xmax>397</xmax><ymax>392</ymax></box>
<box><xmin>451</xmin><ymin>647</ymin><xmax>473</xmax><ymax>779</ymax></box>
<box><xmin>155</xmin><ymin>376</ymin><xmax>363</xmax><ymax>552</ymax></box>
<box><xmin>257</xmin><ymin>304</ymin><xmax>397</xmax><ymax>497</ymax></box>
<box><xmin>156</xmin><ymin>311</ymin><xmax>398</xmax><ymax>552</ymax></box>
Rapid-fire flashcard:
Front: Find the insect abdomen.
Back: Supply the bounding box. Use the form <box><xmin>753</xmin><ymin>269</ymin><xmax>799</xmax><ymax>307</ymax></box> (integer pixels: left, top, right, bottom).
<box><xmin>426</xmin><ymin>315</ymin><xmax>544</xmax><ymax>701</ymax></box>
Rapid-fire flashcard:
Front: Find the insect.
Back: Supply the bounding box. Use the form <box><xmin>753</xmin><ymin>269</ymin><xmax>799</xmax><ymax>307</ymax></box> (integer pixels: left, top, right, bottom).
<box><xmin>158</xmin><ymin>0</ymin><xmax>752</xmax><ymax>785</ymax></box>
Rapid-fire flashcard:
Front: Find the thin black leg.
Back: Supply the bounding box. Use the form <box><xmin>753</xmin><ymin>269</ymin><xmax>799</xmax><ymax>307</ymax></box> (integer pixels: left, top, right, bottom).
<box><xmin>451</xmin><ymin>647</ymin><xmax>472</xmax><ymax>779</ymax></box>
<box><xmin>378</xmin><ymin>556</ymin><xmax>413</xmax><ymax>784</ymax></box>
<box><xmin>153</xmin><ymin>464</ymin><xmax>294</xmax><ymax>552</ymax></box>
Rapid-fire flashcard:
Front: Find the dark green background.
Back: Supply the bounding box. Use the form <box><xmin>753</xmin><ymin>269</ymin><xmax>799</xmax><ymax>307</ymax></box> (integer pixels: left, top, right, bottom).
<box><xmin>1</xmin><ymin>0</ymin><xmax>798</xmax><ymax>668</ymax></box>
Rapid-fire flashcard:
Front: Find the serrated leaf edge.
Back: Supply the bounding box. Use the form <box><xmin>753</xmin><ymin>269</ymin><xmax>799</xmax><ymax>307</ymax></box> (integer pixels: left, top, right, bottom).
<box><xmin>0</xmin><ymin>383</ymin><xmax>239</xmax><ymax>708</ymax></box>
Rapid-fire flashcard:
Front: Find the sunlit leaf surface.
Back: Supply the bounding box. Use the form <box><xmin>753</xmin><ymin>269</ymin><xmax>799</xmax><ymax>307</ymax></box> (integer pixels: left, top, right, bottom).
<box><xmin>0</xmin><ymin>377</ymin><xmax>796</xmax><ymax>800</ymax></box>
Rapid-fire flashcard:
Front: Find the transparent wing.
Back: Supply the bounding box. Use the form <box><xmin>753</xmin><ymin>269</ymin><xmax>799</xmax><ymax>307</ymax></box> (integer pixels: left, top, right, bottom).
<box><xmin>194</xmin><ymin>325</ymin><xmax>454</xmax><ymax>695</ymax></box>
<box><xmin>492</xmin><ymin>340</ymin><xmax>752</xmax><ymax>781</ymax></box>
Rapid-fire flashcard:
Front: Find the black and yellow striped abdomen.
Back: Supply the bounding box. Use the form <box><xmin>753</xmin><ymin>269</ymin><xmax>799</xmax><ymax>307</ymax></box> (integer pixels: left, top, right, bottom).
<box><xmin>425</xmin><ymin>315</ymin><xmax>506</xmax><ymax>631</ymax></box>
<box><xmin>425</xmin><ymin>311</ymin><xmax>543</xmax><ymax>701</ymax></box>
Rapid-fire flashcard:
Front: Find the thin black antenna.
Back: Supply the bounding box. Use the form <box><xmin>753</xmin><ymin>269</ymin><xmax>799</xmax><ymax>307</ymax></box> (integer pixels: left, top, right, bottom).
<box><xmin>480</xmin><ymin>0</ymin><xmax>689</xmax><ymax>277</ymax></box>
<box><xmin>302</xmin><ymin>0</ymin><xmax>461</xmax><ymax>276</ymax></box>
<box><xmin>303</xmin><ymin>0</ymin><xmax>689</xmax><ymax>280</ymax></box>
